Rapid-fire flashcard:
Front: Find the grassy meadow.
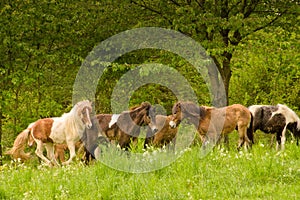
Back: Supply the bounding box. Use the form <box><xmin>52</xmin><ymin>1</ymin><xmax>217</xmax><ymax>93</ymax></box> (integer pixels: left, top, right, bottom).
<box><xmin>1</xmin><ymin>132</ymin><xmax>300</xmax><ymax>200</ymax></box>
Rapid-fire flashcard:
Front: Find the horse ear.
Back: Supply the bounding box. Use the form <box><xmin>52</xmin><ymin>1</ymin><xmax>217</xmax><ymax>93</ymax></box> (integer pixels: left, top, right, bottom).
<box><xmin>90</xmin><ymin>101</ymin><xmax>94</xmax><ymax>107</ymax></box>
<box><xmin>142</xmin><ymin>102</ymin><xmax>151</xmax><ymax>109</ymax></box>
<box><xmin>176</xmin><ymin>102</ymin><xmax>181</xmax><ymax>109</ymax></box>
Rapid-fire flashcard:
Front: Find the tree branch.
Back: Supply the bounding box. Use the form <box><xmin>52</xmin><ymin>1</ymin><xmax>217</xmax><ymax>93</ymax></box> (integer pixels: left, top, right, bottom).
<box><xmin>131</xmin><ymin>0</ymin><xmax>173</xmax><ymax>25</ymax></box>
<box><xmin>244</xmin><ymin>10</ymin><xmax>287</xmax><ymax>38</ymax></box>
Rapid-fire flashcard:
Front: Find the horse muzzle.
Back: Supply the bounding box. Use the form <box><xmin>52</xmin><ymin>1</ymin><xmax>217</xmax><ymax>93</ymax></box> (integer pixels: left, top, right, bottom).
<box><xmin>86</xmin><ymin>123</ymin><xmax>92</xmax><ymax>129</ymax></box>
<box><xmin>152</xmin><ymin>127</ymin><xmax>158</xmax><ymax>133</ymax></box>
<box><xmin>169</xmin><ymin>121</ymin><xmax>177</xmax><ymax>128</ymax></box>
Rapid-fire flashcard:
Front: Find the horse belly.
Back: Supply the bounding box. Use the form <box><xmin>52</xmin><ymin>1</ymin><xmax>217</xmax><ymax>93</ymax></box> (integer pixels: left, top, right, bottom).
<box><xmin>50</xmin><ymin>119</ymin><xmax>66</xmax><ymax>144</ymax></box>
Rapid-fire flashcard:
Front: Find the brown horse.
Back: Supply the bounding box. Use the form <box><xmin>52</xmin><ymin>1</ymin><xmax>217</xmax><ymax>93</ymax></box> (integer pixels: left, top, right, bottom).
<box><xmin>144</xmin><ymin>115</ymin><xmax>178</xmax><ymax>149</ymax></box>
<box><xmin>6</xmin><ymin>100</ymin><xmax>93</xmax><ymax>166</ymax></box>
<box><xmin>53</xmin><ymin>142</ymin><xmax>85</xmax><ymax>163</ymax></box>
<box><xmin>96</xmin><ymin>102</ymin><xmax>157</xmax><ymax>149</ymax></box>
<box><xmin>169</xmin><ymin>101</ymin><xmax>253</xmax><ymax>150</ymax></box>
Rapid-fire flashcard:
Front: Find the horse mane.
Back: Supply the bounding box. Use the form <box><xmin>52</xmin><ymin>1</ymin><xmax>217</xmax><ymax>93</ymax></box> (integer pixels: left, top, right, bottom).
<box><xmin>128</xmin><ymin>102</ymin><xmax>151</xmax><ymax>119</ymax></box>
<box><xmin>63</xmin><ymin>100</ymin><xmax>92</xmax><ymax>138</ymax></box>
<box><xmin>276</xmin><ymin>104</ymin><xmax>300</xmax><ymax>130</ymax></box>
<box><xmin>179</xmin><ymin>101</ymin><xmax>206</xmax><ymax>119</ymax></box>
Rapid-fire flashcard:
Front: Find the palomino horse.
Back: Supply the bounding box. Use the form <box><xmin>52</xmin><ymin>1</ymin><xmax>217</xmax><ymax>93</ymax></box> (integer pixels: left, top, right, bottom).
<box><xmin>7</xmin><ymin>100</ymin><xmax>93</xmax><ymax>166</ymax></box>
<box><xmin>169</xmin><ymin>101</ymin><xmax>253</xmax><ymax>150</ymax></box>
<box><xmin>144</xmin><ymin>115</ymin><xmax>178</xmax><ymax>149</ymax></box>
<box><xmin>96</xmin><ymin>102</ymin><xmax>157</xmax><ymax>149</ymax></box>
<box><xmin>248</xmin><ymin>104</ymin><xmax>300</xmax><ymax>150</ymax></box>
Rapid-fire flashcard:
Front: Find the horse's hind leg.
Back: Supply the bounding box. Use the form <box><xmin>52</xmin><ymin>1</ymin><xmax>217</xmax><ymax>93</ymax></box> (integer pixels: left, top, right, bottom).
<box><xmin>45</xmin><ymin>144</ymin><xmax>59</xmax><ymax>166</ymax></box>
<box><xmin>237</xmin><ymin>126</ymin><xmax>250</xmax><ymax>150</ymax></box>
<box><xmin>35</xmin><ymin>141</ymin><xmax>52</xmax><ymax>166</ymax></box>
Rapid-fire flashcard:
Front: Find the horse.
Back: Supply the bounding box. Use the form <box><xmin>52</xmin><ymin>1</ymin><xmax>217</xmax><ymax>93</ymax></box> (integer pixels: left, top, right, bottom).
<box><xmin>80</xmin><ymin>116</ymin><xmax>110</xmax><ymax>164</ymax></box>
<box><xmin>96</xmin><ymin>102</ymin><xmax>158</xmax><ymax>150</ymax></box>
<box><xmin>6</xmin><ymin>100</ymin><xmax>93</xmax><ymax>166</ymax></box>
<box><xmin>248</xmin><ymin>104</ymin><xmax>300</xmax><ymax>150</ymax></box>
<box><xmin>53</xmin><ymin>142</ymin><xmax>85</xmax><ymax>163</ymax></box>
<box><xmin>144</xmin><ymin>115</ymin><xmax>178</xmax><ymax>149</ymax></box>
<box><xmin>6</xmin><ymin>124</ymin><xmax>85</xmax><ymax>163</ymax></box>
<box><xmin>169</xmin><ymin>101</ymin><xmax>253</xmax><ymax>150</ymax></box>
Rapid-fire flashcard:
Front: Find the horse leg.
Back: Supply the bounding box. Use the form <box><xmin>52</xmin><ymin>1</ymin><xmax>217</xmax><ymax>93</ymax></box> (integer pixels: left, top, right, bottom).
<box><xmin>275</xmin><ymin>132</ymin><xmax>281</xmax><ymax>151</ymax></box>
<box><xmin>237</xmin><ymin>126</ymin><xmax>250</xmax><ymax>150</ymax></box>
<box><xmin>45</xmin><ymin>143</ymin><xmax>59</xmax><ymax>166</ymax></box>
<box><xmin>223</xmin><ymin>135</ymin><xmax>230</xmax><ymax>150</ymax></box>
<box><xmin>63</xmin><ymin>140</ymin><xmax>76</xmax><ymax>165</ymax></box>
<box><xmin>35</xmin><ymin>140</ymin><xmax>52</xmax><ymax>166</ymax></box>
<box><xmin>280</xmin><ymin>125</ymin><xmax>287</xmax><ymax>150</ymax></box>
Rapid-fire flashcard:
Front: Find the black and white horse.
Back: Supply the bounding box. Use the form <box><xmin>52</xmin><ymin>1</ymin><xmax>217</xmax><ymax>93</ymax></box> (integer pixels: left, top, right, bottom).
<box><xmin>248</xmin><ymin>104</ymin><xmax>300</xmax><ymax>150</ymax></box>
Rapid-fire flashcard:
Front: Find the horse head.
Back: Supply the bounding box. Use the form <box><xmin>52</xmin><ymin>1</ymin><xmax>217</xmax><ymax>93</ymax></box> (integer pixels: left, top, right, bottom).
<box><xmin>77</xmin><ymin>100</ymin><xmax>93</xmax><ymax>129</ymax></box>
<box><xmin>169</xmin><ymin>101</ymin><xmax>201</xmax><ymax>128</ymax></box>
<box><xmin>169</xmin><ymin>101</ymin><xmax>183</xmax><ymax>128</ymax></box>
<box><xmin>145</xmin><ymin>105</ymin><xmax>158</xmax><ymax>134</ymax></box>
<box><xmin>134</xmin><ymin>102</ymin><xmax>158</xmax><ymax>134</ymax></box>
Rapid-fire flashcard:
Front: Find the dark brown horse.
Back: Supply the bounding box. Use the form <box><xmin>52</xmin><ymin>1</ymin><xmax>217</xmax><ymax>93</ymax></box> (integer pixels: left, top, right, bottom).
<box><xmin>144</xmin><ymin>115</ymin><xmax>178</xmax><ymax>149</ymax></box>
<box><xmin>96</xmin><ymin>102</ymin><xmax>157</xmax><ymax>149</ymax></box>
<box><xmin>169</xmin><ymin>101</ymin><xmax>253</xmax><ymax>150</ymax></box>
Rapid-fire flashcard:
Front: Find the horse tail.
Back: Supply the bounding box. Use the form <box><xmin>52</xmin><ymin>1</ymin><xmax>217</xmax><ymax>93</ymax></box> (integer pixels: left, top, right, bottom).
<box><xmin>5</xmin><ymin>128</ymin><xmax>32</xmax><ymax>161</ymax></box>
<box><xmin>247</xmin><ymin>112</ymin><xmax>254</xmax><ymax>145</ymax></box>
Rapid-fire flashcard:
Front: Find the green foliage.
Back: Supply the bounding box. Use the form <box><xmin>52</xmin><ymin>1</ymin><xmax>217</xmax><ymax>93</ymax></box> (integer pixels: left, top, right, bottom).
<box><xmin>230</xmin><ymin>26</ymin><xmax>300</xmax><ymax>108</ymax></box>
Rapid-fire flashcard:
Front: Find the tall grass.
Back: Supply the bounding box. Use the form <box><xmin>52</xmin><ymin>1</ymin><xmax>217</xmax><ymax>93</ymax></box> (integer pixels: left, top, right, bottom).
<box><xmin>1</xmin><ymin>138</ymin><xmax>299</xmax><ymax>199</ymax></box>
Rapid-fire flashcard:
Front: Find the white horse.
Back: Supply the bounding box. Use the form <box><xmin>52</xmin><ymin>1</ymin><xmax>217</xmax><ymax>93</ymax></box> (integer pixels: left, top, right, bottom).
<box><xmin>7</xmin><ymin>100</ymin><xmax>93</xmax><ymax>166</ymax></box>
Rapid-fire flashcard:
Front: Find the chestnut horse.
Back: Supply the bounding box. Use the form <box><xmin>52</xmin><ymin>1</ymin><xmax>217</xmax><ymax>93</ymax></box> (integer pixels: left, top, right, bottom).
<box><xmin>248</xmin><ymin>104</ymin><xmax>300</xmax><ymax>150</ymax></box>
<box><xmin>6</xmin><ymin>100</ymin><xmax>93</xmax><ymax>166</ymax></box>
<box><xmin>144</xmin><ymin>115</ymin><xmax>178</xmax><ymax>149</ymax></box>
<box><xmin>96</xmin><ymin>102</ymin><xmax>157</xmax><ymax>149</ymax></box>
<box><xmin>169</xmin><ymin>101</ymin><xmax>253</xmax><ymax>150</ymax></box>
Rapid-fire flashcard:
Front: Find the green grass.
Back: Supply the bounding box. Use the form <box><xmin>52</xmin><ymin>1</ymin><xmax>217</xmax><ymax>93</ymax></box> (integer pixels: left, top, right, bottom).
<box><xmin>1</xmin><ymin>138</ymin><xmax>300</xmax><ymax>200</ymax></box>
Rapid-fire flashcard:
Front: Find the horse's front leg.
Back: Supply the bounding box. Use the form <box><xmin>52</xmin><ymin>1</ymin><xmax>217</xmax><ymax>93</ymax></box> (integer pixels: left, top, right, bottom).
<box><xmin>62</xmin><ymin>140</ymin><xmax>76</xmax><ymax>165</ymax></box>
<box><xmin>280</xmin><ymin>126</ymin><xmax>287</xmax><ymax>151</ymax></box>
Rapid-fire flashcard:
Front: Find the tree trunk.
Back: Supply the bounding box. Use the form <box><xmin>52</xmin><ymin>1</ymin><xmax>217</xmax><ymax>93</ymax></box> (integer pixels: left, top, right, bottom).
<box><xmin>221</xmin><ymin>51</ymin><xmax>232</xmax><ymax>106</ymax></box>
<box><xmin>207</xmin><ymin>60</ymin><xmax>227</xmax><ymax>107</ymax></box>
<box><xmin>0</xmin><ymin>95</ymin><xmax>3</xmax><ymax>165</ymax></box>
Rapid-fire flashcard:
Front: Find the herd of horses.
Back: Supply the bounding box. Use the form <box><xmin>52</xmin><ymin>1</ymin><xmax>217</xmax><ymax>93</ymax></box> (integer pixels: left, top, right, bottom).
<box><xmin>6</xmin><ymin>100</ymin><xmax>300</xmax><ymax>166</ymax></box>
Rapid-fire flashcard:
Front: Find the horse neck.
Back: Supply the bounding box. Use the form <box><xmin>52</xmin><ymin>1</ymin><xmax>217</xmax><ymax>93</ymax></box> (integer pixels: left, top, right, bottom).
<box><xmin>129</xmin><ymin>107</ymin><xmax>146</xmax><ymax>126</ymax></box>
<box><xmin>183</xmin><ymin>105</ymin><xmax>204</xmax><ymax>128</ymax></box>
<box><xmin>64</xmin><ymin>108</ymin><xmax>85</xmax><ymax>134</ymax></box>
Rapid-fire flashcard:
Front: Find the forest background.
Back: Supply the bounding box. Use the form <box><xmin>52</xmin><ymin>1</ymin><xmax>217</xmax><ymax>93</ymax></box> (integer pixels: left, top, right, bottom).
<box><xmin>0</xmin><ymin>0</ymin><xmax>299</xmax><ymax>162</ymax></box>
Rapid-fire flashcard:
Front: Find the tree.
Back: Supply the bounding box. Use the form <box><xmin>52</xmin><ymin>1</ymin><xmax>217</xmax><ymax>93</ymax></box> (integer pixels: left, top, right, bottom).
<box><xmin>230</xmin><ymin>26</ymin><xmax>300</xmax><ymax>107</ymax></box>
<box><xmin>130</xmin><ymin>0</ymin><xmax>299</xmax><ymax>105</ymax></box>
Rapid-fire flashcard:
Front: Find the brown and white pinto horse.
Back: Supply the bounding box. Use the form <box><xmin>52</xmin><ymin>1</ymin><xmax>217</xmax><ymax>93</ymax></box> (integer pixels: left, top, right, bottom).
<box><xmin>248</xmin><ymin>104</ymin><xmax>300</xmax><ymax>150</ymax></box>
<box><xmin>169</xmin><ymin>101</ymin><xmax>253</xmax><ymax>150</ymax></box>
<box><xmin>144</xmin><ymin>115</ymin><xmax>178</xmax><ymax>149</ymax></box>
<box><xmin>96</xmin><ymin>102</ymin><xmax>157</xmax><ymax>149</ymax></box>
<box><xmin>7</xmin><ymin>100</ymin><xmax>93</xmax><ymax>166</ymax></box>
